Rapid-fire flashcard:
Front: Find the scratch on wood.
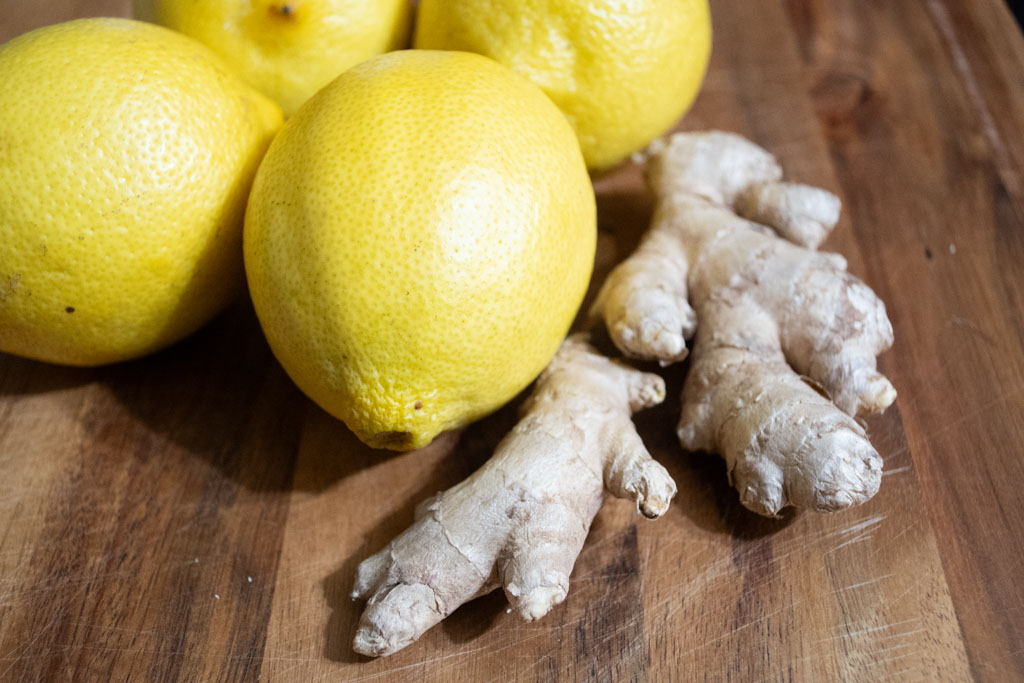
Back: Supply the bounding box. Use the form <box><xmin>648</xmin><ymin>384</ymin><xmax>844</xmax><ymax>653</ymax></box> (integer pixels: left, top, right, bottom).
<box><xmin>837</xmin><ymin>515</ymin><xmax>886</xmax><ymax>536</ymax></box>
<box><xmin>675</xmin><ymin>600</ymin><xmax>804</xmax><ymax>658</ymax></box>
<box><xmin>833</xmin><ymin>574</ymin><xmax>894</xmax><ymax>594</ymax></box>
<box><xmin>826</xmin><ymin>531</ymin><xmax>874</xmax><ymax>553</ymax></box>
<box><xmin>911</xmin><ymin>382</ymin><xmax>1024</xmax><ymax>453</ymax></box>
<box><xmin>875</xmin><ymin>641</ymin><xmax>913</xmax><ymax>654</ymax></box>
<box><xmin>925</xmin><ymin>0</ymin><xmax>1022</xmax><ymax>204</ymax></box>
<box><xmin>818</xmin><ymin>617</ymin><xmax>921</xmax><ymax>641</ymax></box>
<box><xmin>873</xmin><ymin>651</ymin><xmax>915</xmax><ymax>668</ymax></box>
<box><xmin>877</xmin><ymin>627</ymin><xmax>928</xmax><ymax>642</ymax></box>
<box><xmin>0</xmin><ymin>605</ymin><xmax>65</xmax><ymax>679</ymax></box>
<box><xmin>824</xmin><ymin>515</ymin><xmax>885</xmax><ymax>554</ymax></box>
<box><xmin>644</xmin><ymin>513</ymin><xmax>896</xmax><ymax>623</ymax></box>
<box><xmin>343</xmin><ymin>645</ymin><xmax>495</xmax><ymax>681</ymax></box>
<box><xmin>945</xmin><ymin>315</ymin><xmax>992</xmax><ymax>341</ymax></box>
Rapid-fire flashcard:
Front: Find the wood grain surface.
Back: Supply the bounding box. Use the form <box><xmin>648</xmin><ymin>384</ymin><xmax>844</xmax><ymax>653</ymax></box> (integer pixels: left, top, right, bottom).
<box><xmin>1</xmin><ymin>1</ymin><xmax>1022</xmax><ymax>680</ymax></box>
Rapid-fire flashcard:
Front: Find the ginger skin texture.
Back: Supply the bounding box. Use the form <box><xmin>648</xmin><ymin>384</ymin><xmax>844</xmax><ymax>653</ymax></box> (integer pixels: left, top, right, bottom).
<box><xmin>351</xmin><ymin>334</ymin><xmax>675</xmax><ymax>657</ymax></box>
<box><xmin>593</xmin><ymin>131</ymin><xmax>896</xmax><ymax>517</ymax></box>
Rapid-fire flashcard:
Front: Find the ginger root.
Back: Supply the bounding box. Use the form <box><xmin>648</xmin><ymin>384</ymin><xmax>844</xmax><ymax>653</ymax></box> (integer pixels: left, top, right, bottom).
<box><xmin>351</xmin><ymin>334</ymin><xmax>675</xmax><ymax>657</ymax></box>
<box><xmin>593</xmin><ymin>131</ymin><xmax>896</xmax><ymax>516</ymax></box>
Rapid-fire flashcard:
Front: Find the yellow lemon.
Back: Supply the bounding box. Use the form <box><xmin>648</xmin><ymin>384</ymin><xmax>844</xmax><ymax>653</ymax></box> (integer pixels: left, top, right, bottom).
<box><xmin>415</xmin><ymin>0</ymin><xmax>712</xmax><ymax>172</ymax></box>
<box><xmin>244</xmin><ymin>50</ymin><xmax>596</xmax><ymax>450</ymax></box>
<box><xmin>135</xmin><ymin>0</ymin><xmax>412</xmax><ymax>116</ymax></box>
<box><xmin>0</xmin><ymin>18</ymin><xmax>282</xmax><ymax>366</ymax></box>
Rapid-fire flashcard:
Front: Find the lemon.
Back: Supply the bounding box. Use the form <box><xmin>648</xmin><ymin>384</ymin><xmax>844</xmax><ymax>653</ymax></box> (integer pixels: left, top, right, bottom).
<box><xmin>0</xmin><ymin>18</ymin><xmax>282</xmax><ymax>366</ymax></box>
<box><xmin>135</xmin><ymin>0</ymin><xmax>412</xmax><ymax>116</ymax></box>
<box><xmin>414</xmin><ymin>0</ymin><xmax>712</xmax><ymax>172</ymax></box>
<box><xmin>244</xmin><ymin>50</ymin><xmax>596</xmax><ymax>450</ymax></box>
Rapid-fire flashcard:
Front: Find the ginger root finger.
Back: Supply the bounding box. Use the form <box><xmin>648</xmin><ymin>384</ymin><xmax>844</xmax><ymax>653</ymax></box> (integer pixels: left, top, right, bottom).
<box><xmin>678</xmin><ymin>302</ymin><xmax>883</xmax><ymax>516</ymax></box>
<box><xmin>685</xmin><ymin>212</ymin><xmax>896</xmax><ymax>420</ymax></box>
<box><xmin>593</xmin><ymin>131</ymin><xmax>843</xmax><ymax>364</ymax></box>
<box><xmin>588</xmin><ymin>225</ymin><xmax>694</xmax><ymax>365</ymax></box>
<box><xmin>351</xmin><ymin>334</ymin><xmax>675</xmax><ymax>657</ymax></box>
<box><xmin>600</xmin><ymin>130</ymin><xmax>896</xmax><ymax>516</ymax></box>
<box><xmin>734</xmin><ymin>181</ymin><xmax>840</xmax><ymax>249</ymax></box>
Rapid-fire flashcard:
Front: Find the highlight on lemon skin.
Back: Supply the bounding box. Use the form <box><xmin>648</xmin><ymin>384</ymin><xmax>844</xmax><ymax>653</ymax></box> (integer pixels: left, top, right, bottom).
<box><xmin>414</xmin><ymin>0</ymin><xmax>712</xmax><ymax>173</ymax></box>
<box><xmin>0</xmin><ymin>18</ymin><xmax>282</xmax><ymax>366</ymax></box>
<box><xmin>243</xmin><ymin>50</ymin><xmax>596</xmax><ymax>451</ymax></box>
<box><xmin>134</xmin><ymin>0</ymin><xmax>413</xmax><ymax>116</ymax></box>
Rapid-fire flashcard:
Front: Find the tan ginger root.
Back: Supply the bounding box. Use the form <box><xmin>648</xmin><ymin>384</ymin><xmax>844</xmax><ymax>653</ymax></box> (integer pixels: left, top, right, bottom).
<box><xmin>351</xmin><ymin>334</ymin><xmax>675</xmax><ymax>657</ymax></box>
<box><xmin>592</xmin><ymin>131</ymin><xmax>896</xmax><ymax>517</ymax></box>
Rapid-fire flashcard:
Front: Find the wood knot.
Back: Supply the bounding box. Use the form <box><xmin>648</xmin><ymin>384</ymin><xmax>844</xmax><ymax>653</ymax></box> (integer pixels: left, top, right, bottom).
<box><xmin>811</xmin><ymin>69</ymin><xmax>881</xmax><ymax>141</ymax></box>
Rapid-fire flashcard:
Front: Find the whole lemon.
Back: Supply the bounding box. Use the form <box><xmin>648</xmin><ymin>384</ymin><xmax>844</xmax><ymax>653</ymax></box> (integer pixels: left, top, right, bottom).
<box><xmin>134</xmin><ymin>0</ymin><xmax>412</xmax><ymax>116</ymax></box>
<box><xmin>245</xmin><ymin>50</ymin><xmax>596</xmax><ymax>450</ymax></box>
<box><xmin>415</xmin><ymin>0</ymin><xmax>712</xmax><ymax>172</ymax></box>
<box><xmin>0</xmin><ymin>19</ymin><xmax>282</xmax><ymax>366</ymax></box>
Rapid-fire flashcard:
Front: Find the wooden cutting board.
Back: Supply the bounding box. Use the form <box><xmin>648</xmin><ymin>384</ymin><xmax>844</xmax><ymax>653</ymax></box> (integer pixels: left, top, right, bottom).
<box><xmin>2</xmin><ymin>1</ymin><xmax>1023</xmax><ymax>680</ymax></box>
